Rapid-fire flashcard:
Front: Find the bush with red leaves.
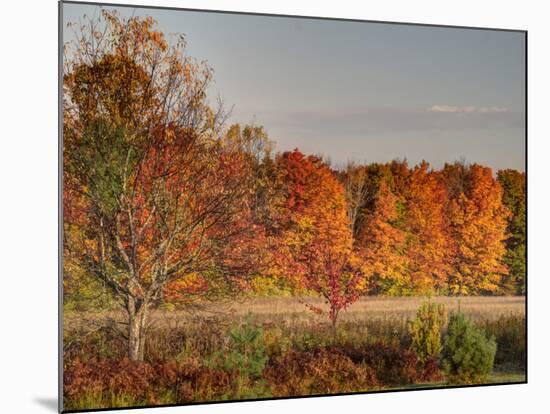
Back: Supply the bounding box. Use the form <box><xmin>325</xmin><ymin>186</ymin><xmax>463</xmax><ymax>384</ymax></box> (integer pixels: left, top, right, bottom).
<box><xmin>335</xmin><ymin>342</ymin><xmax>443</xmax><ymax>385</ymax></box>
<box><xmin>64</xmin><ymin>357</ymin><xmax>237</xmax><ymax>407</ymax></box>
<box><xmin>64</xmin><ymin>357</ymin><xmax>155</xmax><ymax>401</ymax></box>
<box><xmin>264</xmin><ymin>348</ymin><xmax>377</xmax><ymax>397</ymax></box>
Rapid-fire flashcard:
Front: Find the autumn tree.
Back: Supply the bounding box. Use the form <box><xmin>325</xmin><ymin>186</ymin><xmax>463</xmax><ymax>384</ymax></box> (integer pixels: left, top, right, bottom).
<box><xmin>63</xmin><ymin>11</ymin><xmax>262</xmax><ymax>361</ymax></box>
<box><xmin>441</xmin><ymin>160</ymin><xmax>470</xmax><ymax>199</ymax></box>
<box><xmin>402</xmin><ymin>162</ymin><xmax>452</xmax><ymax>293</ymax></box>
<box><xmin>224</xmin><ymin>124</ymin><xmax>279</xmax><ymax>229</ymax></box>
<box><xmin>356</xmin><ymin>161</ymin><xmax>451</xmax><ymax>295</ymax></box>
<box><xmin>444</xmin><ymin>164</ymin><xmax>510</xmax><ymax>294</ymax></box>
<box><xmin>274</xmin><ymin>150</ymin><xmax>366</xmax><ymax>327</ymax></box>
<box><xmin>341</xmin><ymin>162</ymin><xmax>370</xmax><ymax>239</ymax></box>
<box><xmin>358</xmin><ymin>180</ymin><xmax>408</xmax><ymax>294</ymax></box>
<box><xmin>497</xmin><ymin>169</ymin><xmax>526</xmax><ymax>294</ymax></box>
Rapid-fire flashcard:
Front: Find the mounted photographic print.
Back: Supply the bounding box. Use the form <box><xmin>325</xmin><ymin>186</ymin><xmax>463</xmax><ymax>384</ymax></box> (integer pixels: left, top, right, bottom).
<box><xmin>60</xmin><ymin>1</ymin><xmax>527</xmax><ymax>412</ymax></box>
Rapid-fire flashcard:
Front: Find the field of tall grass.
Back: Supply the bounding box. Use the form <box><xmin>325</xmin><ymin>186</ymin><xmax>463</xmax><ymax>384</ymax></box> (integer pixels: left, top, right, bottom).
<box><xmin>63</xmin><ymin>296</ymin><xmax>526</xmax><ymax>411</ymax></box>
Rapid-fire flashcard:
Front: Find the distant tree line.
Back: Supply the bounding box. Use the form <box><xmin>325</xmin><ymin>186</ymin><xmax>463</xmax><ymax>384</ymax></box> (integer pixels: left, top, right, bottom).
<box><xmin>239</xmin><ymin>144</ymin><xmax>525</xmax><ymax>299</ymax></box>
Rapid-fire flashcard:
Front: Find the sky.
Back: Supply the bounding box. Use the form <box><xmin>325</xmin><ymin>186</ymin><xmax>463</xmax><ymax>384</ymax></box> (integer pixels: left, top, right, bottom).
<box><xmin>63</xmin><ymin>3</ymin><xmax>526</xmax><ymax>171</ymax></box>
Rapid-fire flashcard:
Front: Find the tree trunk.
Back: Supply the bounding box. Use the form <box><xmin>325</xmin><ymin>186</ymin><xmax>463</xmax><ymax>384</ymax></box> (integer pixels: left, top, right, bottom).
<box><xmin>127</xmin><ymin>297</ymin><xmax>149</xmax><ymax>361</ymax></box>
<box><xmin>330</xmin><ymin>306</ymin><xmax>339</xmax><ymax>333</ymax></box>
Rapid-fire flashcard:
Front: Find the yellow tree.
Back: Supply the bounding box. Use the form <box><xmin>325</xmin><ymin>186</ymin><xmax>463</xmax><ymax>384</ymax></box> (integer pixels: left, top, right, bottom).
<box><xmin>358</xmin><ymin>180</ymin><xmax>408</xmax><ymax>295</ymax></box>
<box><xmin>447</xmin><ymin>165</ymin><xmax>510</xmax><ymax>294</ymax></box>
<box><xmin>403</xmin><ymin>162</ymin><xmax>452</xmax><ymax>293</ymax></box>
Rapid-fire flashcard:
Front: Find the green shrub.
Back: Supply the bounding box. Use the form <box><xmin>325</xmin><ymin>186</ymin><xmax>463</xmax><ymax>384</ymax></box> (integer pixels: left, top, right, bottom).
<box><xmin>408</xmin><ymin>301</ymin><xmax>447</xmax><ymax>363</ymax></box>
<box><xmin>206</xmin><ymin>320</ymin><xmax>268</xmax><ymax>378</ymax></box>
<box><xmin>479</xmin><ymin>315</ymin><xmax>525</xmax><ymax>369</ymax></box>
<box><xmin>442</xmin><ymin>313</ymin><xmax>497</xmax><ymax>384</ymax></box>
<box><xmin>205</xmin><ymin>319</ymin><xmax>270</xmax><ymax>398</ymax></box>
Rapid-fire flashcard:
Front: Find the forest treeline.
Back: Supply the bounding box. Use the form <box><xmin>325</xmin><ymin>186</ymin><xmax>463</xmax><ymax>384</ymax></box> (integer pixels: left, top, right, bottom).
<box><xmin>228</xmin><ymin>130</ymin><xmax>526</xmax><ymax>298</ymax></box>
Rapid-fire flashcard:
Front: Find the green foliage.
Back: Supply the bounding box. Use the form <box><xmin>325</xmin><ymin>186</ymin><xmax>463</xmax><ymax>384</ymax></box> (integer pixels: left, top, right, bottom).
<box><xmin>67</xmin><ymin>120</ymin><xmax>136</xmax><ymax>214</ymax></box>
<box><xmin>204</xmin><ymin>318</ymin><xmax>270</xmax><ymax>398</ymax></box>
<box><xmin>63</xmin><ymin>271</ymin><xmax>117</xmax><ymax>312</ymax></box>
<box><xmin>479</xmin><ymin>315</ymin><xmax>526</xmax><ymax>369</ymax></box>
<box><xmin>408</xmin><ymin>301</ymin><xmax>447</xmax><ymax>363</ymax></box>
<box><xmin>206</xmin><ymin>319</ymin><xmax>268</xmax><ymax>379</ymax></box>
<box><xmin>497</xmin><ymin>169</ymin><xmax>526</xmax><ymax>295</ymax></box>
<box><xmin>65</xmin><ymin>391</ymin><xmax>105</xmax><ymax>411</ymax></box>
<box><xmin>442</xmin><ymin>313</ymin><xmax>497</xmax><ymax>384</ymax></box>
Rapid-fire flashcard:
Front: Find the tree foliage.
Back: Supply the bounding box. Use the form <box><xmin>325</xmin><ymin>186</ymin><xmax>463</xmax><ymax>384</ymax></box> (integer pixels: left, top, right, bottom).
<box><xmin>64</xmin><ymin>10</ymin><xmax>264</xmax><ymax>360</ymax></box>
<box><xmin>272</xmin><ymin>150</ymin><xmax>367</xmax><ymax>326</ymax></box>
<box><xmin>408</xmin><ymin>301</ymin><xmax>447</xmax><ymax>363</ymax></box>
<box><xmin>497</xmin><ymin>169</ymin><xmax>526</xmax><ymax>294</ymax></box>
<box><xmin>445</xmin><ymin>164</ymin><xmax>510</xmax><ymax>294</ymax></box>
<box><xmin>442</xmin><ymin>312</ymin><xmax>497</xmax><ymax>384</ymax></box>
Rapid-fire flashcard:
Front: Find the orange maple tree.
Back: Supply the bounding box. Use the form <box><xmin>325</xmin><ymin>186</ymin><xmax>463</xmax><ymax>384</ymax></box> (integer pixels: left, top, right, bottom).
<box><xmin>402</xmin><ymin>162</ymin><xmax>452</xmax><ymax>293</ymax></box>
<box><xmin>446</xmin><ymin>165</ymin><xmax>510</xmax><ymax>294</ymax></box>
<box><xmin>273</xmin><ymin>150</ymin><xmax>367</xmax><ymax>327</ymax></box>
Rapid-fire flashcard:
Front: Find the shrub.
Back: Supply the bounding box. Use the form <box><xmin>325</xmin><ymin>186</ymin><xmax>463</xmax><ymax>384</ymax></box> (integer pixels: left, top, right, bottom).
<box><xmin>206</xmin><ymin>320</ymin><xmax>268</xmax><ymax>379</ymax></box>
<box><xmin>64</xmin><ymin>356</ymin><xmax>239</xmax><ymax>409</ymax></box>
<box><xmin>479</xmin><ymin>315</ymin><xmax>525</xmax><ymax>369</ymax></box>
<box><xmin>63</xmin><ymin>327</ymin><xmax>127</xmax><ymax>362</ymax></box>
<box><xmin>341</xmin><ymin>342</ymin><xmax>441</xmax><ymax>385</ymax></box>
<box><xmin>150</xmin><ymin>358</ymin><xmax>237</xmax><ymax>403</ymax></box>
<box><xmin>442</xmin><ymin>313</ymin><xmax>497</xmax><ymax>384</ymax></box>
<box><xmin>262</xmin><ymin>325</ymin><xmax>294</xmax><ymax>357</ymax></box>
<box><xmin>63</xmin><ymin>357</ymin><xmax>156</xmax><ymax>409</ymax></box>
<box><xmin>205</xmin><ymin>319</ymin><xmax>270</xmax><ymax>398</ymax></box>
<box><xmin>264</xmin><ymin>348</ymin><xmax>377</xmax><ymax>396</ymax></box>
<box><xmin>408</xmin><ymin>301</ymin><xmax>447</xmax><ymax>363</ymax></box>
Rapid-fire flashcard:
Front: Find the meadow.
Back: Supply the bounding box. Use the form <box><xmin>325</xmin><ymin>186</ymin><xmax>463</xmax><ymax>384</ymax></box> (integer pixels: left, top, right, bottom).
<box><xmin>65</xmin><ymin>296</ymin><xmax>525</xmax><ymax>329</ymax></box>
<box><xmin>63</xmin><ymin>296</ymin><xmax>526</xmax><ymax>411</ymax></box>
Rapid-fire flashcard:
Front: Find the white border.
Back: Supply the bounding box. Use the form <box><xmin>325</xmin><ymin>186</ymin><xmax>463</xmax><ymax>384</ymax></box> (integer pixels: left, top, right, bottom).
<box><xmin>1</xmin><ymin>1</ymin><xmax>547</xmax><ymax>413</ymax></box>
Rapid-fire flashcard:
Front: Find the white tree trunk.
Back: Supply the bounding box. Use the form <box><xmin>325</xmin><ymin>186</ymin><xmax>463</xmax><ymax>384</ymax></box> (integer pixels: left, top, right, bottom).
<box><xmin>127</xmin><ymin>298</ymin><xmax>149</xmax><ymax>361</ymax></box>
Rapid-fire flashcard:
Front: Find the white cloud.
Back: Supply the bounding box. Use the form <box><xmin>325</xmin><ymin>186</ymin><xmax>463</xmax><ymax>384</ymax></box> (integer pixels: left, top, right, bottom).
<box><xmin>429</xmin><ymin>105</ymin><xmax>476</xmax><ymax>113</ymax></box>
<box><xmin>478</xmin><ymin>106</ymin><xmax>509</xmax><ymax>113</ymax></box>
<box><xmin>429</xmin><ymin>105</ymin><xmax>508</xmax><ymax>113</ymax></box>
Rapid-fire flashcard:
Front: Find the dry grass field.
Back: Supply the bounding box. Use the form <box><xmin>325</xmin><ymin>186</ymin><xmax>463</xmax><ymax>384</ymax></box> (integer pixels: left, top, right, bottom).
<box><xmin>64</xmin><ymin>296</ymin><xmax>525</xmax><ymax>331</ymax></box>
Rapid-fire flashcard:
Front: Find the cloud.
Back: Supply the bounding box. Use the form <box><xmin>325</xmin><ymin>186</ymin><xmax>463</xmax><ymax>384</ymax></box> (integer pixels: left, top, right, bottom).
<box><xmin>478</xmin><ymin>106</ymin><xmax>509</xmax><ymax>113</ymax></box>
<box><xmin>429</xmin><ymin>105</ymin><xmax>476</xmax><ymax>113</ymax></box>
<box><xmin>429</xmin><ymin>105</ymin><xmax>508</xmax><ymax>113</ymax></box>
<box><xmin>261</xmin><ymin>106</ymin><xmax>523</xmax><ymax>136</ymax></box>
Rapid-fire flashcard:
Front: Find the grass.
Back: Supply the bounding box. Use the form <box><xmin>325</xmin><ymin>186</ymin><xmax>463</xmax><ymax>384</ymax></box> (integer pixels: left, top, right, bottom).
<box><xmin>64</xmin><ymin>295</ymin><xmax>525</xmax><ymax>331</ymax></box>
<box><xmin>395</xmin><ymin>370</ymin><xmax>526</xmax><ymax>391</ymax></box>
<box><xmin>488</xmin><ymin>371</ymin><xmax>526</xmax><ymax>384</ymax></box>
<box><xmin>63</xmin><ymin>295</ymin><xmax>526</xmax><ymax>410</ymax></box>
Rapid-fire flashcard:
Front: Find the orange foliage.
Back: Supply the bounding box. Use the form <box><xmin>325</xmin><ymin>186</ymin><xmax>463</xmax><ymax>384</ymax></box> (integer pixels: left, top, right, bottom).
<box><xmin>403</xmin><ymin>162</ymin><xmax>452</xmax><ymax>293</ymax></box>
<box><xmin>272</xmin><ymin>150</ymin><xmax>367</xmax><ymax>325</ymax></box>
<box><xmin>447</xmin><ymin>165</ymin><xmax>510</xmax><ymax>294</ymax></box>
<box><xmin>359</xmin><ymin>181</ymin><xmax>408</xmax><ymax>294</ymax></box>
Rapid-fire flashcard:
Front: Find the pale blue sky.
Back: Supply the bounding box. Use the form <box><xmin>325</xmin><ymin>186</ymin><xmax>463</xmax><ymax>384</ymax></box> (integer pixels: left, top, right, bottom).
<box><xmin>63</xmin><ymin>2</ymin><xmax>526</xmax><ymax>171</ymax></box>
